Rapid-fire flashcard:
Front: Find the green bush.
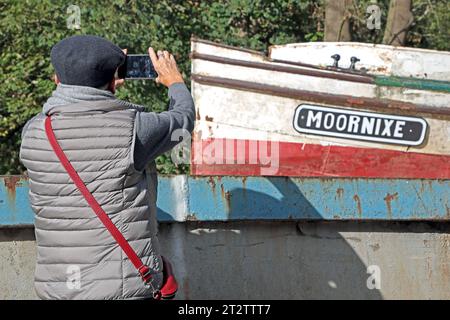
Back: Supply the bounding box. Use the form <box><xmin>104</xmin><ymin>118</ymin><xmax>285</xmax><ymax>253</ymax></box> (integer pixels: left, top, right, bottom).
<box><xmin>0</xmin><ymin>0</ymin><xmax>448</xmax><ymax>174</ymax></box>
<box><xmin>0</xmin><ymin>0</ymin><xmax>319</xmax><ymax>174</ymax></box>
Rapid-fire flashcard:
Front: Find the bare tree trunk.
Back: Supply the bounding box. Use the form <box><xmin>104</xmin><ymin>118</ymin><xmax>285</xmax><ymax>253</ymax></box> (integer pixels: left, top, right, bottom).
<box><xmin>324</xmin><ymin>0</ymin><xmax>352</xmax><ymax>42</ymax></box>
<box><xmin>383</xmin><ymin>0</ymin><xmax>413</xmax><ymax>46</ymax></box>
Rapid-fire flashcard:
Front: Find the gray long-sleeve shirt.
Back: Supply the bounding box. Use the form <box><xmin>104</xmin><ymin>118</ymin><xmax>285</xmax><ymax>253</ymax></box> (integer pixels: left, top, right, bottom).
<box><xmin>22</xmin><ymin>82</ymin><xmax>195</xmax><ymax>171</ymax></box>
<box><xmin>134</xmin><ymin>83</ymin><xmax>195</xmax><ymax>170</ymax></box>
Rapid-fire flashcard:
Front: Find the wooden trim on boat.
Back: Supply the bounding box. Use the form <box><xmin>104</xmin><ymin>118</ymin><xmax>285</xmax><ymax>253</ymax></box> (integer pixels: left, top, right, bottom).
<box><xmin>191</xmin><ymin>38</ymin><xmax>450</xmax><ymax>92</ymax></box>
<box><xmin>191</xmin><ymin>52</ymin><xmax>374</xmax><ymax>84</ymax></box>
<box><xmin>191</xmin><ymin>37</ymin><xmax>371</xmax><ymax>77</ymax></box>
<box><xmin>190</xmin><ymin>36</ymin><xmax>265</xmax><ymax>56</ymax></box>
<box><xmin>191</xmin><ymin>74</ymin><xmax>450</xmax><ymax>116</ymax></box>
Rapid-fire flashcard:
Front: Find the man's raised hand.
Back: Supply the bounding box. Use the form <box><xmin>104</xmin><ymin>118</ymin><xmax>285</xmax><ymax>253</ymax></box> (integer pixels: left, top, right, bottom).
<box><xmin>148</xmin><ymin>47</ymin><xmax>184</xmax><ymax>87</ymax></box>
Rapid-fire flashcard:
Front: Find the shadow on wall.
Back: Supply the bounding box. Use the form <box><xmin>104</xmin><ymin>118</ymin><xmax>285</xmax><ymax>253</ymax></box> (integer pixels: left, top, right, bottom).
<box><xmin>158</xmin><ymin>177</ymin><xmax>384</xmax><ymax>300</ymax></box>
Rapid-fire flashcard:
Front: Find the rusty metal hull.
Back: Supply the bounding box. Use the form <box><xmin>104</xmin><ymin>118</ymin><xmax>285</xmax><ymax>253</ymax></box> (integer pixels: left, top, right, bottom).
<box><xmin>2</xmin><ymin>175</ymin><xmax>449</xmax><ymax>223</ymax></box>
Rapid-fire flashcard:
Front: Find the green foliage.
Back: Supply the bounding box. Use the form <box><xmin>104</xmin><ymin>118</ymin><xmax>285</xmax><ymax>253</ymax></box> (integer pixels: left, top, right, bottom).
<box><xmin>0</xmin><ymin>0</ymin><xmax>320</xmax><ymax>174</ymax></box>
<box><xmin>0</xmin><ymin>0</ymin><xmax>448</xmax><ymax>174</ymax></box>
<box><xmin>407</xmin><ymin>0</ymin><xmax>450</xmax><ymax>50</ymax></box>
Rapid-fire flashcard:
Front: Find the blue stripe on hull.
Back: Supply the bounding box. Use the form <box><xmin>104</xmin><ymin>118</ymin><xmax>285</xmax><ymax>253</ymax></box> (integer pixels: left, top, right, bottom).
<box><xmin>1</xmin><ymin>176</ymin><xmax>449</xmax><ymax>225</ymax></box>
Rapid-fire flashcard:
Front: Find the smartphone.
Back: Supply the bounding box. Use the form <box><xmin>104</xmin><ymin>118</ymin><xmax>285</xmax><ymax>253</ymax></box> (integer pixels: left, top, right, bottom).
<box><xmin>118</xmin><ymin>54</ymin><xmax>158</xmax><ymax>80</ymax></box>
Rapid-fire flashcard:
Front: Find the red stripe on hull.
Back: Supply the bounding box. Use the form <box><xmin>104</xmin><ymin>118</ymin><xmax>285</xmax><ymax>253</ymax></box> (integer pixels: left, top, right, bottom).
<box><xmin>191</xmin><ymin>138</ymin><xmax>450</xmax><ymax>178</ymax></box>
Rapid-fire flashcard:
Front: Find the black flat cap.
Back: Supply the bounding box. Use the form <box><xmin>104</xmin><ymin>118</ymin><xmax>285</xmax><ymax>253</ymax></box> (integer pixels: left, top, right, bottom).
<box><xmin>51</xmin><ymin>35</ymin><xmax>125</xmax><ymax>87</ymax></box>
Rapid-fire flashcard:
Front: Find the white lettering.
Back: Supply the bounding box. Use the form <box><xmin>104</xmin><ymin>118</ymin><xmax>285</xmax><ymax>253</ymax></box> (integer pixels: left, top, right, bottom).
<box><xmin>335</xmin><ymin>115</ymin><xmax>348</xmax><ymax>131</ymax></box>
<box><xmin>361</xmin><ymin>117</ymin><xmax>375</xmax><ymax>135</ymax></box>
<box><xmin>374</xmin><ymin>118</ymin><xmax>382</xmax><ymax>135</ymax></box>
<box><xmin>381</xmin><ymin>119</ymin><xmax>394</xmax><ymax>137</ymax></box>
<box><xmin>323</xmin><ymin>113</ymin><xmax>335</xmax><ymax>130</ymax></box>
<box><xmin>306</xmin><ymin>111</ymin><xmax>322</xmax><ymax>128</ymax></box>
<box><xmin>393</xmin><ymin>121</ymin><xmax>405</xmax><ymax>138</ymax></box>
<box><xmin>179</xmin><ymin>304</ymin><xmax>213</xmax><ymax>317</ymax></box>
<box><xmin>348</xmin><ymin>115</ymin><xmax>361</xmax><ymax>133</ymax></box>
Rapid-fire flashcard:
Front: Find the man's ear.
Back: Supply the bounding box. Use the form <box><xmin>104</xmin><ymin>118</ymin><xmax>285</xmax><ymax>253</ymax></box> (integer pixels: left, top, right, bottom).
<box><xmin>108</xmin><ymin>78</ymin><xmax>116</xmax><ymax>94</ymax></box>
<box><xmin>54</xmin><ymin>74</ymin><xmax>60</xmax><ymax>84</ymax></box>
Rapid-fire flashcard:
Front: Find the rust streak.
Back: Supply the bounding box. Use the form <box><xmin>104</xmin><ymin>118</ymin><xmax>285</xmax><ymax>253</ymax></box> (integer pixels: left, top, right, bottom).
<box><xmin>384</xmin><ymin>192</ymin><xmax>399</xmax><ymax>218</ymax></box>
<box><xmin>242</xmin><ymin>176</ymin><xmax>247</xmax><ymax>189</ymax></box>
<box><xmin>336</xmin><ymin>188</ymin><xmax>344</xmax><ymax>198</ymax></box>
<box><xmin>186</xmin><ymin>214</ymin><xmax>198</xmax><ymax>221</ymax></box>
<box><xmin>207</xmin><ymin>176</ymin><xmax>216</xmax><ymax>194</ymax></box>
<box><xmin>220</xmin><ymin>184</ymin><xmax>232</xmax><ymax>214</ymax></box>
<box><xmin>207</xmin><ymin>124</ymin><xmax>213</xmax><ymax>137</ymax></box>
<box><xmin>353</xmin><ymin>194</ymin><xmax>362</xmax><ymax>218</ymax></box>
<box><xmin>242</xmin><ymin>176</ymin><xmax>247</xmax><ymax>200</ymax></box>
<box><xmin>3</xmin><ymin>176</ymin><xmax>21</xmax><ymax>207</ymax></box>
<box><xmin>220</xmin><ymin>184</ymin><xmax>225</xmax><ymax>198</ymax></box>
<box><xmin>205</xmin><ymin>115</ymin><xmax>214</xmax><ymax>122</ymax></box>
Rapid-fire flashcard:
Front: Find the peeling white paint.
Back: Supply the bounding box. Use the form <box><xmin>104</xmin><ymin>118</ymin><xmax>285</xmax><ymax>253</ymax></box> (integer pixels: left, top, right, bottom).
<box><xmin>270</xmin><ymin>41</ymin><xmax>450</xmax><ymax>81</ymax></box>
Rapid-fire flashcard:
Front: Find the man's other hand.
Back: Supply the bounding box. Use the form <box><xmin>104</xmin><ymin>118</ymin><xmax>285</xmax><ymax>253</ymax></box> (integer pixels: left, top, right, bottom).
<box><xmin>148</xmin><ymin>47</ymin><xmax>184</xmax><ymax>87</ymax></box>
<box><xmin>114</xmin><ymin>49</ymin><xmax>128</xmax><ymax>88</ymax></box>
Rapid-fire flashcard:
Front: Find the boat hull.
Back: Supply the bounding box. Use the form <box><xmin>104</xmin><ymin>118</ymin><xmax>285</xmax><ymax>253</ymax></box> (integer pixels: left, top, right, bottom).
<box><xmin>190</xmin><ymin>39</ymin><xmax>450</xmax><ymax>178</ymax></box>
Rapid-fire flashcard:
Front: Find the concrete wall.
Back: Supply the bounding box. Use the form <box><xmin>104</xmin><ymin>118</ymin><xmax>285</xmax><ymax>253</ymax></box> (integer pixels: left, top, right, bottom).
<box><xmin>1</xmin><ymin>221</ymin><xmax>449</xmax><ymax>300</ymax></box>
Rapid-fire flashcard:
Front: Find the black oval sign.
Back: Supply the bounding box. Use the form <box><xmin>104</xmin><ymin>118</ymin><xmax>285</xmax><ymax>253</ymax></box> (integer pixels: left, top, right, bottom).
<box><xmin>293</xmin><ymin>104</ymin><xmax>427</xmax><ymax>146</ymax></box>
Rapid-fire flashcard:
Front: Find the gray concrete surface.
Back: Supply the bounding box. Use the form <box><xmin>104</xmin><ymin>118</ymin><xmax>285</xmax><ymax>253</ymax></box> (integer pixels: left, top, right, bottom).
<box><xmin>1</xmin><ymin>221</ymin><xmax>449</xmax><ymax>299</ymax></box>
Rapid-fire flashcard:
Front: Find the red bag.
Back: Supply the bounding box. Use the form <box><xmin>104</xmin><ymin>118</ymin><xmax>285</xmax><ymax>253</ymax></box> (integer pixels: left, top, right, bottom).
<box><xmin>45</xmin><ymin>115</ymin><xmax>178</xmax><ymax>300</ymax></box>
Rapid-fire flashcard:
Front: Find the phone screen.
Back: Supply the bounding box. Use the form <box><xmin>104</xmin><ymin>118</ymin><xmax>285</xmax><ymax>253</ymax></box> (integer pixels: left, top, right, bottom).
<box><xmin>119</xmin><ymin>54</ymin><xmax>158</xmax><ymax>79</ymax></box>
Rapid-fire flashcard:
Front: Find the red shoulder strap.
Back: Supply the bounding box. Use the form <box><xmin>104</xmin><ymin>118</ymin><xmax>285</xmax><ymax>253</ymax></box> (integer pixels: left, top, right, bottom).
<box><xmin>44</xmin><ymin>116</ymin><xmax>153</xmax><ymax>285</ymax></box>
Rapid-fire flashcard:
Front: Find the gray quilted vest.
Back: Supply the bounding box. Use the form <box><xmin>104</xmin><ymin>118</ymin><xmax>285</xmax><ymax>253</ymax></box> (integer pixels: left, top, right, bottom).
<box><xmin>19</xmin><ymin>100</ymin><xmax>163</xmax><ymax>300</ymax></box>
